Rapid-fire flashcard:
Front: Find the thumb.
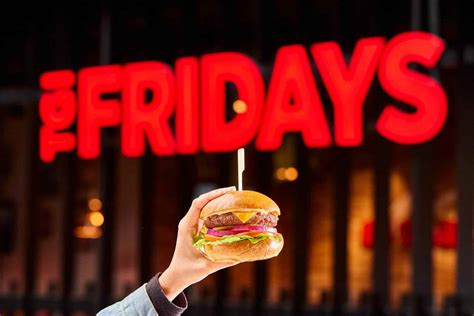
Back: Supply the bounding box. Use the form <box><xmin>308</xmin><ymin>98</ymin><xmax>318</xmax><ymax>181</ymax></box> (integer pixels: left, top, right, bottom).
<box><xmin>185</xmin><ymin>186</ymin><xmax>236</xmax><ymax>225</ymax></box>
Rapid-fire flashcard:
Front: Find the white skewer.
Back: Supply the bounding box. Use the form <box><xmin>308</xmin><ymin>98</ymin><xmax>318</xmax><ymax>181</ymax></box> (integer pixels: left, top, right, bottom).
<box><xmin>237</xmin><ymin>148</ymin><xmax>245</xmax><ymax>191</ymax></box>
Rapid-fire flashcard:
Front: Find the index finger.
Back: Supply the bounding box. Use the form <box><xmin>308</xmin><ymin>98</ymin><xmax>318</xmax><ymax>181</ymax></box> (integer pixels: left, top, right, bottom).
<box><xmin>185</xmin><ymin>186</ymin><xmax>236</xmax><ymax>224</ymax></box>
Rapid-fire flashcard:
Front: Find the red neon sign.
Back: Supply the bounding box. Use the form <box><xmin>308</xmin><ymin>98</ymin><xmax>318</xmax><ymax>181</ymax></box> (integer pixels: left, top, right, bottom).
<box><xmin>122</xmin><ymin>61</ymin><xmax>176</xmax><ymax>157</ymax></box>
<box><xmin>175</xmin><ymin>57</ymin><xmax>200</xmax><ymax>154</ymax></box>
<box><xmin>256</xmin><ymin>45</ymin><xmax>331</xmax><ymax>150</ymax></box>
<box><xmin>376</xmin><ymin>32</ymin><xmax>447</xmax><ymax>144</ymax></box>
<box><xmin>39</xmin><ymin>70</ymin><xmax>76</xmax><ymax>162</ymax></box>
<box><xmin>201</xmin><ymin>52</ymin><xmax>265</xmax><ymax>152</ymax></box>
<box><xmin>77</xmin><ymin>65</ymin><xmax>122</xmax><ymax>159</ymax></box>
<box><xmin>39</xmin><ymin>31</ymin><xmax>447</xmax><ymax>162</ymax></box>
<box><xmin>311</xmin><ymin>37</ymin><xmax>385</xmax><ymax>146</ymax></box>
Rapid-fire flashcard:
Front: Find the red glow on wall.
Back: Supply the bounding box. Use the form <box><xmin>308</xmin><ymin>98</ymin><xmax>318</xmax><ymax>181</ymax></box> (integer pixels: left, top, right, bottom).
<box><xmin>399</xmin><ymin>218</ymin><xmax>457</xmax><ymax>249</ymax></box>
<box><xmin>400</xmin><ymin>219</ymin><xmax>413</xmax><ymax>248</ymax></box>
<box><xmin>362</xmin><ymin>221</ymin><xmax>374</xmax><ymax>248</ymax></box>
<box><xmin>362</xmin><ymin>219</ymin><xmax>455</xmax><ymax>249</ymax></box>
<box><xmin>361</xmin><ymin>220</ymin><xmax>394</xmax><ymax>248</ymax></box>
<box><xmin>433</xmin><ymin>220</ymin><xmax>457</xmax><ymax>248</ymax></box>
<box><xmin>38</xmin><ymin>31</ymin><xmax>447</xmax><ymax>162</ymax></box>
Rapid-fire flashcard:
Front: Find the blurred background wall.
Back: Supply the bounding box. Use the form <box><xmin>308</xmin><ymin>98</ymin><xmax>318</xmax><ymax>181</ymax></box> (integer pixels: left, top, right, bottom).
<box><xmin>0</xmin><ymin>0</ymin><xmax>472</xmax><ymax>315</ymax></box>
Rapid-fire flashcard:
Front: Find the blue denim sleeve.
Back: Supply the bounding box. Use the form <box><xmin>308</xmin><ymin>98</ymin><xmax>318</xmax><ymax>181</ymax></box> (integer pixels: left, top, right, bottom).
<box><xmin>97</xmin><ymin>284</ymin><xmax>158</xmax><ymax>316</ymax></box>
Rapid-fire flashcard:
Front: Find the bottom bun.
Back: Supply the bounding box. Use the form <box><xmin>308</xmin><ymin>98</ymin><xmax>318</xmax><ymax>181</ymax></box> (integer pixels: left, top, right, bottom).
<box><xmin>201</xmin><ymin>234</ymin><xmax>284</xmax><ymax>263</ymax></box>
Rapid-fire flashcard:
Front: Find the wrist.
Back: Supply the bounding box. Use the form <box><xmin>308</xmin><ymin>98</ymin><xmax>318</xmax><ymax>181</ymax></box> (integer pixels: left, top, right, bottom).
<box><xmin>158</xmin><ymin>267</ymin><xmax>188</xmax><ymax>301</ymax></box>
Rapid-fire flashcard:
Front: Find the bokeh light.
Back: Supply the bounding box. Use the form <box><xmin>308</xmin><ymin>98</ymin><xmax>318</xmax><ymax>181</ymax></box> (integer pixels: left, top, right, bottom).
<box><xmin>275</xmin><ymin>167</ymin><xmax>286</xmax><ymax>181</ymax></box>
<box><xmin>89</xmin><ymin>211</ymin><xmax>105</xmax><ymax>227</ymax></box>
<box><xmin>285</xmin><ymin>167</ymin><xmax>299</xmax><ymax>181</ymax></box>
<box><xmin>88</xmin><ymin>198</ymin><xmax>102</xmax><ymax>211</ymax></box>
<box><xmin>73</xmin><ymin>226</ymin><xmax>102</xmax><ymax>239</ymax></box>
<box><xmin>233</xmin><ymin>100</ymin><xmax>247</xmax><ymax>114</ymax></box>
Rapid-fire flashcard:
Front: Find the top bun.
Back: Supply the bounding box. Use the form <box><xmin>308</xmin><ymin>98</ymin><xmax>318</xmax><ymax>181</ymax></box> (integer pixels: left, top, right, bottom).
<box><xmin>200</xmin><ymin>190</ymin><xmax>280</xmax><ymax>219</ymax></box>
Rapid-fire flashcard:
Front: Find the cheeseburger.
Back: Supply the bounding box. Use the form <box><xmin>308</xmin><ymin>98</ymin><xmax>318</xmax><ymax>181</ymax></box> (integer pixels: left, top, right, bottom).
<box><xmin>193</xmin><ymin>190</ymin><xmax>284</xmax><ymax>262</ymax></box>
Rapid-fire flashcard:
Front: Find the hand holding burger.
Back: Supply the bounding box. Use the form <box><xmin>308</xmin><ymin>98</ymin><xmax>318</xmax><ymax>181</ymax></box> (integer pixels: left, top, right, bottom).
<box><xmin>159</xmin><ymin>187</ymin><xmax>283</xmax><ymax>302</ymax></box>
<box><xmin>159</xmin><ymin>187</ymin><xmax>240</xmax><ymax>301</ymax></box>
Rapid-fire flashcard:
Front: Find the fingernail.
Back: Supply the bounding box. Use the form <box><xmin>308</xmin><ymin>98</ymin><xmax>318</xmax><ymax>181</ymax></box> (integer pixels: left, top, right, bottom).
<box><xmin>226</xmin><ymin>186</ymin><xmax>236</xmax><ymax>191</ymax></box>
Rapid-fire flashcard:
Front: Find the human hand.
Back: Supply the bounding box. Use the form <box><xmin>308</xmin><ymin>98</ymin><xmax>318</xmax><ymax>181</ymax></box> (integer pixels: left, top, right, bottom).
<box><xmin>158</xmin><ymin>186</ymin><xmax>238</xmax><ymax>301</ymax></box>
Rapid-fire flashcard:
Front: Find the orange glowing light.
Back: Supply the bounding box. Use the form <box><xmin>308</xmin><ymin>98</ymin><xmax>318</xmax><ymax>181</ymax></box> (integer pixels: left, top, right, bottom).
<box><xmin>88</xmin><ymin>198</ymin><xmax>102</xmax><ymax>211</ymax></box>
<box><xmin>88</xmin><ymin>211</ymin><xmax>104</xmax><ymax>227</ymax></box>
<box><xmin>275</xmin><ymin>168</ymin><xmax>286</xmax><ymax>181</ymax></box>
<box><xmin>233</xmin><ymin>100</ymin><xmax>247</xmax><ymax>113</ymax></box>
<box><xmin>74</xmin><ymin>226</ymin><xmax>102</xmax><ymax>239</ymax></box>
<box><xmin>285</xmin><ymin>167</ymin><xmax>299</xmax><ymax>181</ymax></box>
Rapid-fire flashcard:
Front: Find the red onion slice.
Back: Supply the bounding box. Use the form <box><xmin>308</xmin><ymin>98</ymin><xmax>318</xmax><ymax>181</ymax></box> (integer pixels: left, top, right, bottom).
<box><xmin>207</xmin><ymin>226</ymin><xmax>277</xmax><ymax>237</ymax></box>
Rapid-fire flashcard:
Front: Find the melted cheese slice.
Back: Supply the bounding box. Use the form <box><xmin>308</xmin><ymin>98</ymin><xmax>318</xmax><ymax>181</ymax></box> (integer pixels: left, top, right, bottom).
<box><xmin>232</xmin><ymin>211</ymin><xmax>256</xmax><ymax>223</ymax></box>
<box><xmin>202</xmin><ymin>208</ymin><xmax>279</xmax><ymax>223</ymax></box>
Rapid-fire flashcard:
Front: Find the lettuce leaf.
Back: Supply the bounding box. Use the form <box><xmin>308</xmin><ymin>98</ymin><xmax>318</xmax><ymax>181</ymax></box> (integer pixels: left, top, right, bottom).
<box><xmin>193</xmin><ymin>233</ymin><xmax>282</xmax><ymax>249</ymax></box>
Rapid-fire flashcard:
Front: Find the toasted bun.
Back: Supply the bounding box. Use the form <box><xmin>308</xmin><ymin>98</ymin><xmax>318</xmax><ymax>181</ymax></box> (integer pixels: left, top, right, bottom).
<box><xmin>200</xmin><ymin>190</ymin><xmax>280</xmax><ymax>219</ymax></box>
<box><xmin>200</xmin><ymin>234</ymin><xmax>284</xmax><ymax>263</ymax></box>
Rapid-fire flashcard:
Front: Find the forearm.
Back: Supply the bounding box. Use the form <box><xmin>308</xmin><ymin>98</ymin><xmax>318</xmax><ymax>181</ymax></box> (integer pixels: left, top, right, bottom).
<box><xmin>158</xmin><ymin>264</ymin><xmax>209</xmax><ymax>301</ymax></box>
<box><xmin>158</xmin><ymin>268</ymin><xmax>188</xmax><ymax>301</ymax></box>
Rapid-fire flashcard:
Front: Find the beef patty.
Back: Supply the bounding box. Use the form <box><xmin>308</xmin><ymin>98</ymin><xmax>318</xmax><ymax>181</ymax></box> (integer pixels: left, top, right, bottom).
<box><xmin>204</xmin><ymin>212</ymin><xmax>278</xmax><ymax>228</ymax></box>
